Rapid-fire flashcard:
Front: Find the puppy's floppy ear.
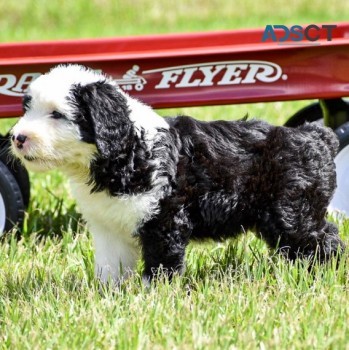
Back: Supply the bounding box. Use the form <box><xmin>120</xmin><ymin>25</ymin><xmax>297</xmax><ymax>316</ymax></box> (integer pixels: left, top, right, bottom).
<box><xmin>72</xmin><ymin>81</ymin><xmax>134</xmax><ymax>159</ymax></box>
<box><xmin>71</xmin><ymin>81</ymin><xmax>153</xmax><ymax>195</ymax></box>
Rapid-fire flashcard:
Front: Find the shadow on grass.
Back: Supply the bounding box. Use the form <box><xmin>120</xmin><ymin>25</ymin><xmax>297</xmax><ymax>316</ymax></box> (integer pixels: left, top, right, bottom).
<box><xmin>5</xmin><ymin>187</ymin><xmax>84</xmax><ymax>241</ymax></box>
<box><xmin>24</xmin><ymin>200</ymin><xmax>83</xmax><ymax>239</ymax></box>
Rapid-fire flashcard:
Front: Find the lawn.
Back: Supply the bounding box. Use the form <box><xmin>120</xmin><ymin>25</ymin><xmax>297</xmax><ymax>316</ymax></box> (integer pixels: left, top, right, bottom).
<box><xmin>1</xmin><ymin>1</ymin><xmax>349</xmax><ymax>349</ymax></box>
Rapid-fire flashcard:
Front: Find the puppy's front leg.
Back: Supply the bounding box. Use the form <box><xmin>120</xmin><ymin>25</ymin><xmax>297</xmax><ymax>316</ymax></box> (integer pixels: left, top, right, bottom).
<box><xmin>91</xmin><ymin>227</ymin><xmax>140</xmax><ymax>285</ymax></box>
<box><xmin>140</xmin><ymin>230</ymin><xmax>187</xmax><ymax>285</ymax></box>
<box><xmin>139</xmin><ymin>209</ymin><xmax>192</xmax><ymax>284</ymax></box>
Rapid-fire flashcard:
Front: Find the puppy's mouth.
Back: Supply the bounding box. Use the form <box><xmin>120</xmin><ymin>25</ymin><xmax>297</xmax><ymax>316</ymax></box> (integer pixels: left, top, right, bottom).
<box><xmin>23</xmin><ymin>155</ymin><xmax>58</xmax><ymax>164</ymax></box>
<box><xmin>22</xmin><ymin>153</ymin><xmax>56</xmax><ymax>164</ymax></box>
<box><xmin>23</xmin><ymin>155</ymin><xmax>38</xmax><ymax>161</ymax></box>
<box><xmin>19</xmin><ymin>153</ymin><xmax>62</xmax><ymax>172</ymax></box>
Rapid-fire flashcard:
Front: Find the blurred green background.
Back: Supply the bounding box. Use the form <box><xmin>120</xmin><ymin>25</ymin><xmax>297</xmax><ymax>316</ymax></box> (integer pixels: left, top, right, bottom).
<box><xmin>1</xmin><ymin>0</ymin><xmax>348</xmax><ymax>42</ymax></box>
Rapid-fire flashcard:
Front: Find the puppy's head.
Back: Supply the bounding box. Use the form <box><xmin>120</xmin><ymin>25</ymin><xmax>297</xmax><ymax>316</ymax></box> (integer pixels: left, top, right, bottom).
<box><xmin>11</xmin><ymin>65</ymin><xmax>134</xmax><ymax>174</ymax></box>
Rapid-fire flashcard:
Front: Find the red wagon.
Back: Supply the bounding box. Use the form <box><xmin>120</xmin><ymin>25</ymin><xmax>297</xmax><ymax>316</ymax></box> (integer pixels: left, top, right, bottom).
<box><xmin>1</xmin><ymin>23</ymin><xmax>349</xmax><ymax>233</ymax></box>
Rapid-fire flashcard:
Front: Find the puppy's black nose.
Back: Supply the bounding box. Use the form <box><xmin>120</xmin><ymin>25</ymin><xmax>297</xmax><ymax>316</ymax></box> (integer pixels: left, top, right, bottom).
<box><xmin>13</xmin><ymin>134</ymin><xmax>27</xmax><ymax>149</ymax></box>
<box><xmin>16</xmin><ymin>134</ymin><xmax>27</xmax><ymax>143</ymax></box>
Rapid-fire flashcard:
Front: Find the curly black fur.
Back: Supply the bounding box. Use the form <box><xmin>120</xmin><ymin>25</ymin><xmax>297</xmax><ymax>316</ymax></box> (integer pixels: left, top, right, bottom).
<box><xmin>71</xmin><ymin>82</ymin><xmax>345</xmax><ymax>282</ymax></box>
<box><xmin>141</xmin><ymin>117</ymin><xmax>344</xmax><ymax>280</ymax></box>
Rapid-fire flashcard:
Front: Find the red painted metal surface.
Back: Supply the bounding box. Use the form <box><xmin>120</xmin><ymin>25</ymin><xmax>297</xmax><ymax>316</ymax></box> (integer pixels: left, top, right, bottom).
<box><xmin>0</xmin><ymin>22</ymin><xmax>349</xmax><ymax>118</ymax></box>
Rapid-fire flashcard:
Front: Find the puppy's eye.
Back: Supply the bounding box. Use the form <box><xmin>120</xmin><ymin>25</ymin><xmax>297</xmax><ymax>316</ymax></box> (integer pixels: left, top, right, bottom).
<box><xmin>51</xmin><ymin>111</ymin><xmax>65</xmax><ymax>120</ymax></box>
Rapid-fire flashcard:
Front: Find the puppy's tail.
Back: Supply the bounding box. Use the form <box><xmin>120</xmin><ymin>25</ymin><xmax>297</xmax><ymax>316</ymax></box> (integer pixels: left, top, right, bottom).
<box><xmin>298</xmin><ymin>123</ymin><xmax>339</xmax><ymax>158</ymax></box>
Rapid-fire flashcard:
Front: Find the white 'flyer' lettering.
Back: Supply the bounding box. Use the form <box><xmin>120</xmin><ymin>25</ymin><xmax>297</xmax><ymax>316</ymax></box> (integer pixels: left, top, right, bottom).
<box><xmin>143</xmin><ymin>61</ymin><xmax>287</xmax><ymax>89</ymax></box>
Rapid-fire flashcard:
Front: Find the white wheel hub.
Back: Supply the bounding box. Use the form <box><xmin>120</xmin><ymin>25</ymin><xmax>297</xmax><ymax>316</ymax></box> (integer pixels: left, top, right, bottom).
<box><xmin>328</xmin><ymin>144</ymin><xmax>349</xmax><ymax>217</ymax></box>
<box><xmin>0</xmin><ymin>192</ymin><xmax>6</xmax><ymax>235</ymax></box>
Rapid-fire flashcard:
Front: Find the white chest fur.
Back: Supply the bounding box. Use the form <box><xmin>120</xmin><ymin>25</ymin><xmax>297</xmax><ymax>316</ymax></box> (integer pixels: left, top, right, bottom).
<box><xmin>70</xmin><ymin>180</ymin><xmax>159</xmax><ymax>283</ymax></box>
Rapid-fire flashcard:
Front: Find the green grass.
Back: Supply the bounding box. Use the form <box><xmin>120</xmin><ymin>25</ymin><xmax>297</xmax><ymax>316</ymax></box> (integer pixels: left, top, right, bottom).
<box><xmin>1</xmin><ymin>1</ymin><xmax>349</xmax><ymax>349</ymax></box>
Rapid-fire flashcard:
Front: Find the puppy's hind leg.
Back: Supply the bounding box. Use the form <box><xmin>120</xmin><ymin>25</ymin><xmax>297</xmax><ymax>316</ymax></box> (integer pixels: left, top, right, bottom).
<box><xmin>258</xmin><ymin>198</ymin><xmax>345</xmax><ymax>263</ymax></box>
<box><xmin>314</xmin><ymin>220</ymin><xmax>345</xmax><ymax>261</ymax></box>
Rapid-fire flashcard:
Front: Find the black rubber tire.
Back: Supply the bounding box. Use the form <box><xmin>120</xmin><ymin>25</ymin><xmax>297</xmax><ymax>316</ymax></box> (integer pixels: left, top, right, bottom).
<box><xmin>335</xmin><ymin>121</ymin><xmax>349</xmax><ymax>151</ymax></box>
<box><xmin>285</xmin><ymin>102</ymin><xmax>349</xmax><ymax>151</ymax></box>
<box><xmin>284</xmin><ymin>103</ymin><xmax>323</xmax><ymax>127</ymax></box>
<box><xmin>0</xmin><ymin>135</ymin><xmax>30</xmax><ymax>208</ymax></box>
<box><xmin>0</xmin><ymin>160</ymin><xmax>25</xmax><ymax>235</ymax></box>
<box><xmin>328</xmin><ymin>122</ymin><xmax>349</xmax><ymax>216</ymax></box>
<box><xmin>285</xmin><ymin>100</ymin><xmax>349</xmax><ymax>129</ymax></box>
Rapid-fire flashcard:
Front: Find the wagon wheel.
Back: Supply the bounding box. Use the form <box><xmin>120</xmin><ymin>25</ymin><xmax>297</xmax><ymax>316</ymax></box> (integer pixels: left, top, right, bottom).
<box><xmin>0</xmin><ymin>160</ymin><xmax>25</xmax><ymax>236</ymax></box>
<box><xmin>285</xmin><ymin>98</ymin><xmax>349</xmax><ymax>217</ymax></box>
<box><xmin>0</xmin><ymin>134</ymin><xmax>30</xmax><ymax>208</ymax></box>
<box><xmin>328</xmin><ymin>122</ymin><xmax>349</xmax><ymax>216</ymax></box>
<box><xmin>285</xmin><ymin>98</ymin><xmax>349</xmax><ymax>129</ymax></box>
<box><xmin>284</xmin><ymin>102</ymin><xmax>323</xmax><ymax>127</ymax></box>
<box><xmin>135</xmin><ymin>83</ymin><xmax>144</xmax><ymax>91</ymax></box>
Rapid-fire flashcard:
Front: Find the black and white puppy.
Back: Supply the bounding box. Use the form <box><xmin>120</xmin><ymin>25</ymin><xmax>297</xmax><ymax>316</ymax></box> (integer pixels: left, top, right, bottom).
<box><xmin>11</xmin><ymin>65</ymin><xmax>344</xmax><ymax>284</ymax></box>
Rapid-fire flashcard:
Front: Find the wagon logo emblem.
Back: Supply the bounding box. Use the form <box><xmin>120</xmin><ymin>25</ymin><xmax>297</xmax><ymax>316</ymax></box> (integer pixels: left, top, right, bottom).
<box><xmin>114</xmin><ymin>65</ymin><xmax>147</xmax><ymax>91</ymax></box>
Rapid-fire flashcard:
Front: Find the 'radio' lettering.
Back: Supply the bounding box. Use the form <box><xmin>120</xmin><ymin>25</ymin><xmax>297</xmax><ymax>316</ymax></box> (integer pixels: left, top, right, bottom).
<box><xmin>0</xmin><ymin>73</ymin><xmax>41</xmax><ymax>97</ymax></box>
